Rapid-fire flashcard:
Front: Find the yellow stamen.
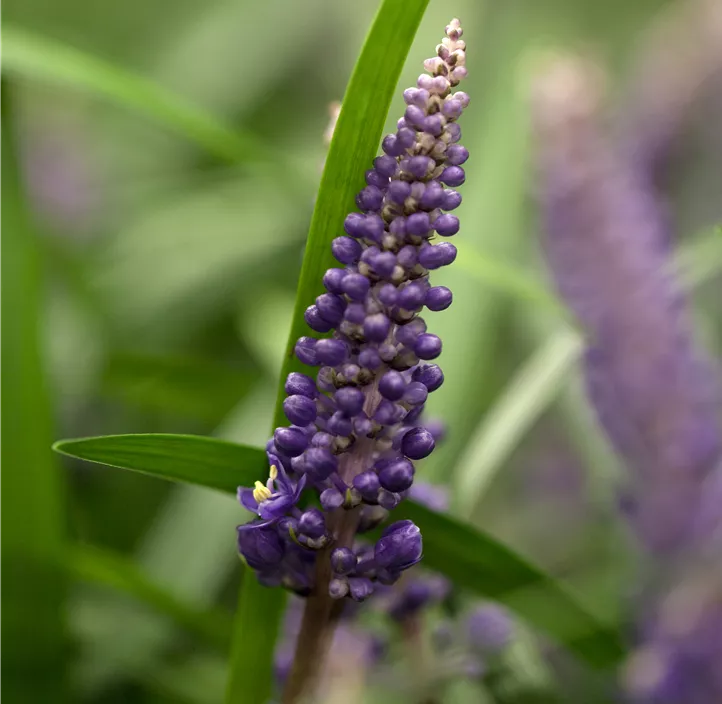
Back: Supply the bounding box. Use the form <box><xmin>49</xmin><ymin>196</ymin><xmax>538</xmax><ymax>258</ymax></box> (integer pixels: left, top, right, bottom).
<box><xmin>252</xmin><ymin>480</ymin><xmax>272</xmax><ymax>503</ymax></box>
<box><xmin>269</xmin><ymin>464</ymin><xmax>278</xmax><ymax>481</ymax></box>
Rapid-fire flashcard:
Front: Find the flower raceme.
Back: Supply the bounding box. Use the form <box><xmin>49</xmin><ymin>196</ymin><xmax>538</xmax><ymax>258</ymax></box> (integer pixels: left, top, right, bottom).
<box><xmin>531</xmin><ymin>53</ymin><xmax>722</xmax><ymax>704</ymax></box>
<box><xmin>236</xmin><ymin>18</ymin><xmax>469</xmax><ymax>602</ymax></box>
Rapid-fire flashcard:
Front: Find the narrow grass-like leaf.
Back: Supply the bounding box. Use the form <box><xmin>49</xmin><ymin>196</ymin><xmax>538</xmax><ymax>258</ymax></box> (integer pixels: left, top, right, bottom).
<box><xmin>1</xmin><ymin>84</ymin><xmax>68</xmax><ymax>701</ymax></box>
<box><xmin>225</xmin><ymin>569</ymin><xmax>286</xmax><ymax>704</ymax></box>
<box><xmin>2</xmin><ymin>25</ymin><xmax>267</xmax><ymax>164</ymax></box>
<box><xmin>53</xmin><ymin>434</ymin><xmax>259</xmax><ymax>493</ymax></box>
<box><xmin>69</xmin><ymin>544</ymin><xmax>230</xmax><ymax>650</ymax></box>
<box><xmin>454</xmin><ymin>327</ymin><xmax>583</xmax><ymax>516</ymax></box>
<box><xmin>269</xmin><ymin>0</ymin><xmax>431</xmax><ymax>433</ymax></box>
<box><xmin>52</xmin><ymin>435</ymin><xmax>623</xmax><ymax>666</ymax></box>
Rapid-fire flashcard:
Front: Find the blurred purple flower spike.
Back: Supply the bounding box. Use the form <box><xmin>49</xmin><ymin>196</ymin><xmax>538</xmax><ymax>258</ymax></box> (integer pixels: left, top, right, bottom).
<box><xmin>531</xmin><ymin>53</ymin><xmax>721</xmax><ymax>556</ymax></box>
<box><xmin>531</xmin><ymin>52</ymin><xmax>722</xmax><ymax>704</ymax></box>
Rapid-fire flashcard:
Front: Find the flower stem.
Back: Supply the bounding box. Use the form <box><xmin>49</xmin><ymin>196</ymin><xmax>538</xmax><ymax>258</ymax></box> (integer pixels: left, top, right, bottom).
<box><xmin>282</xmin><ymin>380</ymin><xmax>382</xmax><ymax>703</ymax></box>
<box><xmin>282</xmin><ymin>508</ymin><xmax>360</xmax><ymax>704</ymax></box>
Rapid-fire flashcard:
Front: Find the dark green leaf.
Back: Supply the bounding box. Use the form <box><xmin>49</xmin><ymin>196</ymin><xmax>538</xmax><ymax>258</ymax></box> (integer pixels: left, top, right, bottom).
<box><xmin>53</xmin><ymin>434</ymin><xmax>260</xmax><ymax>493</ymax></box>
<box><xmin>391</xmin><ymin>501</ymin><xmax>624</xmax><ymax>668</ymax></box>
<box><xmin>70</xmin><ymin>544</ymin><xmax>230</xmax><ymax>650</ymax></box>
<box><xmin>52</xmin><ymin>434</ymin><xmax>623</xmax><ymax>667</ymax></box>
<box><xmin>269</xmin><ymin>0</ymin><xmax>431</xmax><ymax>433</ymax></box>
<box><xmin>225</xmin><ymin>570</ymin><xmax>286</xmax><ymax>704</ymax></box>
<box><xmin>1</xmin><ymin>83</ymin><xmax>68</xmax><ymax>700</ymax></box>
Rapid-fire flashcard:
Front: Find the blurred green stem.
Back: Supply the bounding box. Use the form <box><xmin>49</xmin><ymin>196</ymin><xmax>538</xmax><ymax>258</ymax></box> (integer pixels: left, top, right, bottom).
<box><xmin>1</xmin><ymin>80</ymin><xmax>68</xmax><ymax>700</ymax></box>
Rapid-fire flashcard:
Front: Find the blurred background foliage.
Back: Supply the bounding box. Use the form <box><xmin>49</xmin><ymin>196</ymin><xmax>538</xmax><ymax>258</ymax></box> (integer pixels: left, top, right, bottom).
<box><xmin>2</xmin><ymin>0</ymin><xmax>721</xmax><ymax>702</ymax></box>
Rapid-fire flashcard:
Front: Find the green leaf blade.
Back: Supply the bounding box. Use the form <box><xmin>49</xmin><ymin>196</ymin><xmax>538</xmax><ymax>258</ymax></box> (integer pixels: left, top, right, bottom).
<box><xmin>53</xmin><ymin>433</ymin><xmax>260</xmax><ymax>494</ymax></box>
<box><xmin>393</xmin><ymin>501</ymin><xmax>625</xmax><ymax>668</ymax></box>
<box><xmin>226</xmin><ymin>571</ymin><xmax>286</xmax><ymax>704</ymax></box>
<box><xmin>53</xmin><ymin>433</ymin><xmax>624</xmax><ymax>667</ymax></box>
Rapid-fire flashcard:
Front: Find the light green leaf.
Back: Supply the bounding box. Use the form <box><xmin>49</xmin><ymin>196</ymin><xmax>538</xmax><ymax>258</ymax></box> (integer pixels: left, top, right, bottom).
<box><xmin>2</xmin><ymin>25</ymin><xmax>268</xmax><ymax>165</ymax></box>
<box><xmin>2</xmin><ymin>85</ymin><xmax>68</xmax><ymax>701</ymax></box>
<box><xmin>53</xmin><ymin>434</ymin><xmax>623</xmax><ymax>667</ymax></box>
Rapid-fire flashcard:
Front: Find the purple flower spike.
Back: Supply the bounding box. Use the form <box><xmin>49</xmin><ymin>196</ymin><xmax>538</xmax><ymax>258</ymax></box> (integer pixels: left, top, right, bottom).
<box><xmin>407</xmin><ymin>212</ymin><xmax>432</xmax><ymax>236</ymax></box>
<box><xmin>283</xmin><ymin>395</ymin><xmax>317</xmax><ymax>426</ymax></box>
<box><xmin>315</xmin><ymin>293</ymin><xmax>346</xmax><ymax>325</ymax></box>
<box><xmin>341</xmin><ymin>273</ymin><xmax>370</xmax><ymax>301</ymax></box>
<box><xmin>402</xmin><ymin>427</ymin><xmax>436</xmax><ymax>460</ymax></box>
<box><xmin>442</xmin><ymin>189</ymin><xmax>462</xmax><ymax>210</ymax></box>
<box><xmin>237</xmin><ymin>17</ymin><xmax>470</xmax><ymax>600</ymax></box>
<box><xmin>304</xmin><ymin>305</ymin><xmax>334</xmax><ymax>333</ymax></box>
<box><xmin>284</xmin><ymin>372</ymin><xmax>317</xmax><ymax>398</ymax></box>
<box><xmin>274</xmin><ymin>427</ymin><xmax>309</xmax><ymax>457</ymax></box>
<box><xmin>315</xmin><ymin>338</ymin><xmax>348</xmax><ymax>367</ymax></box>
<box><xmin>363</xmin><ymin>313</ymin><xmax>391</xmax><ymax>342</ymax></box>
<box><xmin>294</xmin><ymin>337</ymin><xmax>318</xmax><ymax>366</ymax></box>
<box><xmin>425</xmin><ymin>286</ymin><xmax>453</xmax><ymax>311</ymax></box>
<box><xmin>237</xmin><ymin>523</ymin><xmax>285</xmax><ymax>569</ymax></box>
<box><xmin>440</xmin><ymin>166</ymin><xmax>465</xmax><ymax>187</ymax></box>
<box><xmin>374</xmin><ymin>520</ymin><xmax>423</xmax><ymax>571</ymax></box>
<box><xmin>379</xmin><ymin>370</ymin><xmax>407</xmax><ymax>401</ymax></box>
<box><xmin>434</xmin><ymin>214</ymin><xmax>460</xmax><ymax>237</ymax></box>
<box><xmin>418</xmin><ymin>242</ymin><xmax>457</xmax><ymax>269</ymax></box>
<box><xmin>320</xmin><ymin>488</ymin><xmax>344</xmax><ymax>511</ymax></box>
<box><xmin>348</xmin><ymin>577</ymin><xmax>375</xmax><ymax>602</ymax></box>
<box><xmin>414</xmin><ymin>333</ymin><xmax>442</xmax><ymax>360</ymax></box>
<box><xmin>332</xmin><ymin>236</ymin><xmax>362</xmax><ymax>264</ymax></box>
<box><xmin>398</xmin><ymin>282</ymin><xmax>426</xmax><ymax>310</ymax></box>
<box><xmin>298</xmin><ymin>509</ymin><xmax>326</xmax><ymax>539</ymax></box>
<box><xmin>379</xmin><ymin>458</ymin><xmax>415</xmax><ymax>492</ymax></box>
<box><xmin>334</xmin><ymin>386</ymin><xmax>365</xmax><ymax>415</ymax></box>
<box><xmin>446</xmin><ymin>144</ymin><xmax>469</xmax><ymax>165</ymax></box>
<box><xmin>302</xmin><ymin>447</ymin><xmax>337</xmax><ymax>480</ymax></box>
<box><xmin>412</xmin><ymin>364</ymin><xmax>444</xmax><ymax>391</ymax></box>
<box><xmin>404</xmin><ymin>381</ymin><xmax>429</xmax><ymax>406</ymax></box>
<box><xmin>331</xmin><ymin>548</ymin><xmax>357</xmax><ymax>575</ymax></box>
<box><xmin>353</xmin><ymin>471</ymin><xmax>381</xmax><ymax>502</ymax></box>
<box><xmin>329</xmin><ymin>578</ymin><xmax>349</xmax><ymax>599</ymax></box>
